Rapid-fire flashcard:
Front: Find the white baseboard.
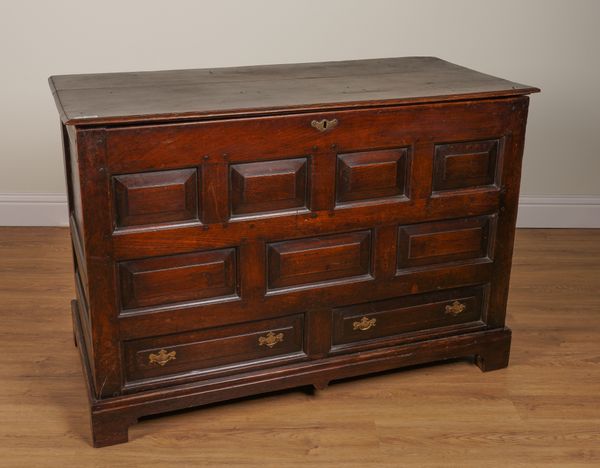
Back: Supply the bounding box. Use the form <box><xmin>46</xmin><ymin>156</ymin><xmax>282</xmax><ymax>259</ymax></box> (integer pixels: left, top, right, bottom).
<box><xmin>516</xmin><ymin>195</ymin><xmax>600</xmax><ymax>228</ymax></box>
<box><xmin>0</xmin><ymin>193</ymin><xmax>599</xmax><ymax>228</ymax></box>
<box><xmin>0</xmin><ymin>193</ymin><xmax>69</xmax><ymax>227</ymax></box>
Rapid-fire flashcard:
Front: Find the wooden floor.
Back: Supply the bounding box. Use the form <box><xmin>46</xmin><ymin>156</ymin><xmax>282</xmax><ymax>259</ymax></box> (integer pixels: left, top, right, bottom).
<box><xmin>0</xmin><ymin>228</ymin><xmax>599</xmax><ymax>467</ymax></box>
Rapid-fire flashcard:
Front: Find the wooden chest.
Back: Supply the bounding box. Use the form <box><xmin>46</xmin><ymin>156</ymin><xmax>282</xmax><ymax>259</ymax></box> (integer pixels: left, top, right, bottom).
<box><xmin>49</xmin><ymin>57</ymin><xmax>539</xmax><ymax>447</ymax></box>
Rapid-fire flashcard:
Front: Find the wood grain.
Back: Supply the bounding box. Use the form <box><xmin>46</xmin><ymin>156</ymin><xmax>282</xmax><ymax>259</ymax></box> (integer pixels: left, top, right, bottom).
<box><xmin>113</xmin><ymin>168</ymin><xmax>199</xmax><ymax>228</ymax></box>
<box><xmin>230</xmin><ymin>158</ymin><xmax>308</xmax><ymax>216</ymax></box>
<box><xmin>331</xmin><ymin>285</ymin><xmax>485</xmax><ymax>348</ymax></box>
<box><xmin>1</xmin><ymin>227</ymin><xmax>598</xmax><ymax>466</ymax></box>
<box><xmin>266</xmin><ymin>231</ymin><xmax>372</xmax><ymax>290</ymax></box>
<box><xmin>48</xmin><ymin>57</ymin><xmax>539</xmax><ymax>125</ymax></box>
<box><xmin>123</xmin><ymin>314</ymin><xmax>305</xmax><ymax>385</ymax></box>
<box><xmin>397</xmin><ymin>215</ymin><xmax>494</xmax><ymax>269</ymax></box>
<box><xmin>118</xmin><ymin>248</ymin><xmax>237</xmax><ymax>310</ymax></box>
<box><xmin>336</xmin><ymin>148</ymin><xmax>409</xmax><ymax>204</ymax></box>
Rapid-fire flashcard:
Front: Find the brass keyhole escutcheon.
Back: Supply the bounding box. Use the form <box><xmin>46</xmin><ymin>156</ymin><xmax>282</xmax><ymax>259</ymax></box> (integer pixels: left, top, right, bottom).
<box><xmin>258</xmin><ymin>331</ymin><xmax>284</xmax><ymax>348</ymax></box>
<box><xmin>445</xmin><ymin>300</ymin><xmax>467</xmax><ymax>316</ymax></box>
<box><xmin>311</xmin><ymin>118</ymin><xmax>338</xmax><ymax>132</ymax></box>
<box><xmin>353</xmin><ymin>316</ymin><xmax>376</xmax><ymax>331</ymax></box>
<box><xmin>149</xmin><ymin>349</ymin><xmax>177</xmax><ymax>366</ymax></box>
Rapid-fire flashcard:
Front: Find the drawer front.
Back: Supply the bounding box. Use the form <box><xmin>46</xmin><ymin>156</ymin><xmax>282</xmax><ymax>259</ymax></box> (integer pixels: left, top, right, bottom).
<box><xmin>332</xmin><ymin>285</ymin><xmax>486</xmax><ymax>348</ymax></box>
<box><xmin>124</xmin><ymin>314</ymin><xmax>305</xmax><ymax>383</ymax></box>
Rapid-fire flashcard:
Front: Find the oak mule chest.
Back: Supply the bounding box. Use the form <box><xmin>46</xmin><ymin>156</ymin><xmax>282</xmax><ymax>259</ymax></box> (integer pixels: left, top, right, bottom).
<box><xmin>49</xmin><ymin>57</ymin><xmax>538</xmax><ymax>447</ymax></box>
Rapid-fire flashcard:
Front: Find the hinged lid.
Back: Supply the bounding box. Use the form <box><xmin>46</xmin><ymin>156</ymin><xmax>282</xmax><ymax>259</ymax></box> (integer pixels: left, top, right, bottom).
<box><xmin>49</xmin><ymin>56</ymin><xmax>539</xmax><ymax>126</ymax></box>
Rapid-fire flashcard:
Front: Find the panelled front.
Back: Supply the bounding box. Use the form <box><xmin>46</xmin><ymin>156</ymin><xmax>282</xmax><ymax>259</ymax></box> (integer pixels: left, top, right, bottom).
<box><xmin>107</xmin><ymin>98</ymin><xmax>520</xmax><ymax>252</ymax></box>
<box><xmin>99</xmin><ymin>97</ymin><xmax>527</xmax><ymax>392</ymax></box>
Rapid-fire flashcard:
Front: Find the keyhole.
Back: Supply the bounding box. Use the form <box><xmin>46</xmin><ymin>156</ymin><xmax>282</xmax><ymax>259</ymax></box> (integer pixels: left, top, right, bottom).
<box><xmin>322</xmin><ymin>120</ymin><xmax>328</xmax><ymax>129</ymax></box>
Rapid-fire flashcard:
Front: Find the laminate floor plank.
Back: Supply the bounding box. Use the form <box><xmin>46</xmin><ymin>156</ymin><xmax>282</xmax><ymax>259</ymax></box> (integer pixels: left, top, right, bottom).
<box><xmin>0</xmin><ymin>227</ymin><xmax>598</xmax><ymax>467</ymax></box>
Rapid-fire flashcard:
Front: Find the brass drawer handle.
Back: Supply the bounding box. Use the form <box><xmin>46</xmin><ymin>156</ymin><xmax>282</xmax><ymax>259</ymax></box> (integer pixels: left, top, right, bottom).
<box><xmin>258</xmin><ymin>331</ymin><xmax>284</xmax><ymax>348</ymax></box>
<box><xmin>311</xmin><ymin>118</ymin><xmax>338</xmax><ymax>132</ymax></box>
<box><xmin>445</xmin><ymin>300</ymin><xmax>467</xmax><ymax>316</ymax></box>
<box><xmin>149</xmin><ymin>349</ymin><xmax>177</xmax><ymax>366</ymax></box>
<box><xmin>353</xmin><ymin>316</ymin><xmax>376</xmax><ymax>331</ymax></box>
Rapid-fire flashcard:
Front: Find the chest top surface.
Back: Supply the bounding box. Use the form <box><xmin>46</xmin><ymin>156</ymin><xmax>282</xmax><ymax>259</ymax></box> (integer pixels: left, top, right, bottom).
<box><xmin>49</xmin><ymin>56</ymin><xmax>539</xmax><ymax>126</ymax></box>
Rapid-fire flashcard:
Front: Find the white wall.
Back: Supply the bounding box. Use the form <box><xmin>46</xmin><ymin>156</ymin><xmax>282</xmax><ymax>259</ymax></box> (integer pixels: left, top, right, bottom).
<box><xmin>1</xmin><ymin>0</ymin><xmax>599</xmax><ymax>226</ymax></box>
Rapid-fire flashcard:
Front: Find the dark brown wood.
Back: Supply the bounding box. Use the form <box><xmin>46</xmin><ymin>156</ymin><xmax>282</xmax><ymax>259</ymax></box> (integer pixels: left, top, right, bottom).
<box><xmin>75</xmin><ymin>129</ymin><xmax>122</xmax><ymax>399</ymax></box>
<box><xmin>102</xmin><ymin>98</ymin><xmax>520</xmax><ymax>174</ymax></box>
<box><xmin>332</xmin><ymin>285</ymin><xmax>485</xmax><ymax>349</ymax></box>
<box><xmin>397</xmin><ymin>215</ymin><xmax>494</xmax><ymax>269</ymax></box>
<box><xmin>432</xmin><ymin>139</ymin><xmax>501</xmax><ymax>192</ymax></box>
<box><xmin>230</xmin><ymin>158</ymin><xmax>308</xmax><ymax>216</ymax></box>
<box><xmin>118</xmin><ymin>248</ymin><xmax>237</xmax><ymax>310</ymax></box>
<box><xmin>113</xmin><ymin>168</ymin><xmax>199</xmax><ymax>228</ymax></box>
<box><xmin>267</xmin><ymin>230</ymin><xmax>371</xmax><ymax>290</ymax></box>
<box><xmin>49</xmin><ymin>56</ymin><xmax>539</xmax><ymax>125</ymax></box>
<box><xmin>50</xmin><ymin>57</ymin><xmax>537</xmax><ymax>447</ymax></box>
<box><xmin>124</xmin><ymin>314</ymin><xmax>305</xmax><ymax>385</ymax></box>
<box><xmin>336</xmin><ymin>148</ymin><xmax>409</xmax><ymax>203</ymax></box>
<box><xmin>120</xmin><ymin>261</ymin><xmax>493</xmax><ymax>340</ymax></box>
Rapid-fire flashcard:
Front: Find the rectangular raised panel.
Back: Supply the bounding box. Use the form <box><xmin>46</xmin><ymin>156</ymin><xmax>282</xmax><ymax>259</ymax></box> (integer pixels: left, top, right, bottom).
<box><xmin>113</xmin><ymin>168</ymin><xmax>198</xmax><ymax>228</ymax></box>
<box><xmin>332</xmin><ymin>286</ymin><xmax>485</xmax><ymax>347</ymax></box>
<box><xmin>433</xmin><ymin>139</ymin><xmax>500</xmax><ymax>192</ymax></box>
<box><xmin>119</xmin><ymin>248</ymin><xmax>236</xmax><ymax>310</ymax></box>
<box><xmin>124</xmin><ymin>314</ymin><xmax>304</xmax><ymax>383</ymax></box>
<box><xmin>336</xmin><ymin>148</ymin><xmax>409</xmax><ymax>203</ymax></box>
<box><xmin>398</xmin><ymin>216</ymin><xmax>494</xmax><ymax>270</ymax></box>
<box><xmin>267</xmin><ymin>231</ymin><xmax>371</xmax><ymax>290</ymax></box>
<box><xmin>230</xmin><ymin>158</ymin><xmax>308</xmax><ymax>216</ymax></box>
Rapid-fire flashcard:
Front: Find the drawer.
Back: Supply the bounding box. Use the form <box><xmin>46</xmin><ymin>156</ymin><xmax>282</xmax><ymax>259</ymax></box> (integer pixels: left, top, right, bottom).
<box><xmin>332</xmin><ymin>285</ymin><xmax>486</xmax><ymax>350</ymax></box>
<box><xmin>124</xmin><ymin>314</ymin><xmax>305</xmax><ymax>384</ymax></box>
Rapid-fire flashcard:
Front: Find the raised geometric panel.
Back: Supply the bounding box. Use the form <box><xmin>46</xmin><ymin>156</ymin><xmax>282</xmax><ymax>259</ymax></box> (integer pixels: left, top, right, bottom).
<box><xmin>230</xmin><ymin>158</ymin><xmax>308</xmax><ymax>216</ymax></box>
<box><xmin>432</xmin><ymin>139</ymin><xmax>500</xmax><ymax>192</ymax></box>
<box><xmin>113</xmin><ymin>168</ymin><xmax>198</xmax><ymax>228</ymax></box>
<box><xmin>119</xmin><ymin>248</ymin><xmax>236</xmax><ymax>310</ymax></box>
<box><xmin>267</xmin><ymin>231</ymin><xmax>371</xmax><ymax>290</ymax></box>
<box><xmin>397</xmin><ymin>215</ymin><xmax>494</xmax><ymax>270</ymax></box>
<box><xmin>336</xmin><ymin>148</ymin><xmax>409</xmax><ymax>203</ymax></box>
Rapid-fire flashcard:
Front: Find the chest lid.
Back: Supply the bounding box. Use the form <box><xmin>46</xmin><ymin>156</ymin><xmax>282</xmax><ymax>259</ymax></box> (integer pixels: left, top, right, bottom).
<box><xmin>49</xmin><ymin>56</ymin><xmax>539</xmax><ymax>126</ymax></box>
